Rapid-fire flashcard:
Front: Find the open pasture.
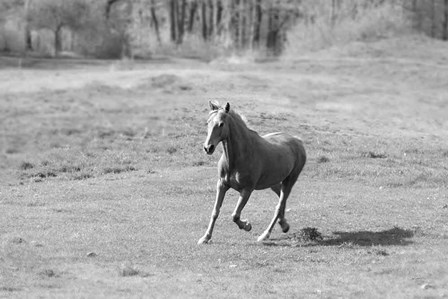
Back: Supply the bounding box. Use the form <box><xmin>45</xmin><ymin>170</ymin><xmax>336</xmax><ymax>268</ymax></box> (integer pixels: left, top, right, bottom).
<box><xmin>1</xmin><ymin>37</ymin><xmax>448</xmax><ymax>298</ymax></box>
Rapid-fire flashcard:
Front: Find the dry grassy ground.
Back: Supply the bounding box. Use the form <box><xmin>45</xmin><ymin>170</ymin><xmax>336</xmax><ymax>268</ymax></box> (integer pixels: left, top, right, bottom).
<box><xmin>1</xmin><ymin>36</ymin><xmax>448</xmax><ymax>298</ymax></box>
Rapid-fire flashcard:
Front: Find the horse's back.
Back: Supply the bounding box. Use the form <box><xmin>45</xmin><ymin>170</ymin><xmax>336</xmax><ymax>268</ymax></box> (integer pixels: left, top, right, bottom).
<box><xmin>263</xmin><ymin>132</ymin><xmax>306</xmax><ymax>170</ymax></box>
<box><xmin>262</xmin><ymin>132</ymin><xmax>305</xmax><ymax>156</ymax></box>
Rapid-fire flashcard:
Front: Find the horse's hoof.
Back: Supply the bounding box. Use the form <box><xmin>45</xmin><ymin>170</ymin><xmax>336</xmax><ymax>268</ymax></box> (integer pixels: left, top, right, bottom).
<box><xmin>257</xmin><ymin>232</ymin><xmax>270</xmax><ymax>242</ymax></box>
<box><xmin>244</xmin><ymin>222</ymin><xmax>252</xmax><ymax>232</ymax></box>
<box><xmin>197</xmin><ymin>236</ymin><xmax>211</xmax><ymax>245</ymax></box>
<box><xmin>282</xmin><ymin>223</ymin><xmax>290</xmax><ymax>233</ymax></box>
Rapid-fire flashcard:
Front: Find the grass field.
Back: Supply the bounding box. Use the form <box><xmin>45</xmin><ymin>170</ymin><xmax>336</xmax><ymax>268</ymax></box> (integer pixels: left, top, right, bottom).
<box><xmin>1</xmin><ymin>36</ymin><xmax>448</xmax><ymax>298</ymax></box>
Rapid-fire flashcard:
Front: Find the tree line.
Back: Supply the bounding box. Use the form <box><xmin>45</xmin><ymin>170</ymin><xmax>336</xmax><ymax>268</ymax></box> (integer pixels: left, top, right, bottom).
<box><xmin>407</xmin><ymin>0</ymin><xmax>448</xmax><ymax>39</ymax></box>
<box><xmin>1</xmin><ymin>0</ymin><xmax>448</xmax><ymax>59</ymax></box>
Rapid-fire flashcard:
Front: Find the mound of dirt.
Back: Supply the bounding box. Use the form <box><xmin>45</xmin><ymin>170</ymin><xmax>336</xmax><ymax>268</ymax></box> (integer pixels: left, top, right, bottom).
<box><xmin>295</xmin><ymin>227</ymin><xmax>323</xmax><ymax>242</ymax></box>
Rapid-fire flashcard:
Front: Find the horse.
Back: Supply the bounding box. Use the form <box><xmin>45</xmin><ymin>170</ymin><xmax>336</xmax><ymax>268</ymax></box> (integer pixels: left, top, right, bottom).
<box><xmin>198</xmin><ymin>101</ymin><xmax>306</xmax><ymax>244</ymax></box>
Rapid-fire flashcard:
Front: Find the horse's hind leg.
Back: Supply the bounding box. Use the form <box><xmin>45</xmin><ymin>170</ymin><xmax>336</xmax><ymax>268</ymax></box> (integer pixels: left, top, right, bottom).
<box><xmin>271</xmin><ymin>184</ymin><xmax>290</xmax><ymax>233</ymax></box>
<box><xmin>258</xmin><ymin>173</ymin><xmax>300</xmax><ymax>242</ymax></box>
<box><xmin>258</xmin><ymin>184</ymin><xmax>292</xmax><ymax>242</ymax></box>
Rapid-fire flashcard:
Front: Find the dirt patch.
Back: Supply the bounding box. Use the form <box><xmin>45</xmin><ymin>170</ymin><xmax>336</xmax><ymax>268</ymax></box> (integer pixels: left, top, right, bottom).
<box><xmin>137</xmin><ymin>74</ymin><xmax>193</xmax><ymax>92</ymax></box>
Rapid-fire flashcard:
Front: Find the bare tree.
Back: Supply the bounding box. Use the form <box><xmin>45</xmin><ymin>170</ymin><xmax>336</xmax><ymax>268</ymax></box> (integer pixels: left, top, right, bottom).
<box><xmin>169</xmin><ymin>0</ymin><xmax>178</xmax><ymax>42</ymax></box>
<box><xmin>252</xmin><ymin>0</ymin><xmax>262</xmax><ymax>48</ymax></box>
<box><xmin>106</xmin><ymin>0</ymin><xmax>122</xmax><ymax>19</ymax></box>
<box><xmin>216</xmin><ymin>0</ymin><xmax>223</xmax><ymax>35</ymax></box>
<box><xmin>266</xmin><ymin>4</ymin><xmax>278</xmax><ymax>53</ymax></box>
<box><xmin>219</xmin><ymin>0</ymin><xmax>232</xmax><ymax>48</ymax></box>
<box><xmin>430</xmin><ymin>0</ymin><xmax>436</xmax><ymax>38</ymax></box>
<box><xmin>24</xmin><ymin>0</ymin><xmax>32</xmax><ymax>52</ymax></box>
<box><xmin>331</xmin><ymin>0</ymin><xmax>337</xmax><ymax>26</ymax></box>
<box><xmin>178</xmin><ymin>0</ymin><xmax>187</xmax><ymax>43</ymax></box>
<box><xmin>150</xmin><ymin>0</ymin><xmax>161</xmax><ymax>44</ymax></box>
<box><xmin>444</xmin><ymin>0</ymin><xmax>448</xmax><ymax>40</ymax></box>
<box><xmin>0</xmin><ymin>0</ymin><xmax>33</xmax><ymax>53</ymax></box>
<box><xmin>0</xmin><ymin>0</ymin><xmax>25</xmax><ymax>21</ymax></box>
<box><xmin>201</xmin><ymin>0</ymin><xmax>208</xmax><ymax>40</ymax></box>
<box><xmin>168</xmin><ymin>0</ymin><xmax>189</xmax><ymax>44</ymax></box>
<box><xmin>29</xmin><ymin>0</ymin><xmax>89</xmax><ymax>56</ymax></box>
<box><xmin>11</xmin><ymin>0</ymin><xmax>437</xmax><ymax>58</ymax></box>
<box><xmin>188</xmin><ymin>0</ymin><xmax>198</xmax><ymax>32</ymax></box>
<box><xmin>238</xmin><ymin>0</ymin><xmax>246</xmax><ymax>49</ymax></box>
<box><xmin>208</xmin><ymin>0</ymin><xmax>214</xmax><ymax>37</ymax></box>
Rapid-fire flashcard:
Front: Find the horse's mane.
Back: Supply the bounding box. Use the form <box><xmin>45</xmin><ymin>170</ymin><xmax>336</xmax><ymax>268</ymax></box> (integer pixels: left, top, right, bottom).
<box><xmin>209</xmin><ymin>108</ymin><xmax>249</xmax><ymax>128</ymax></box>
<box><xmin>228</xmin><ymin>109</ymin><xmax>249</xmax><ymax>128</ymax></box>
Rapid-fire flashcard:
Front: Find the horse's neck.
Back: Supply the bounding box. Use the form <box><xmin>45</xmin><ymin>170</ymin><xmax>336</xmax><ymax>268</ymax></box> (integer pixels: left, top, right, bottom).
<box><xmin>222</xmin><ymin>118</ymin><xmax>255</xmax><ymax>170</ymax></box>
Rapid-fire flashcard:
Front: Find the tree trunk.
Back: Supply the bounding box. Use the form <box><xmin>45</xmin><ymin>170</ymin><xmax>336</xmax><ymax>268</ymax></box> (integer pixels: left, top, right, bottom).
<box><xmin>25</xmin><ymin>27</ymin><xmax>32</xmax><ymax>51</ymax></box>
<box><xmin>412</xmin><ymin>0</ymin><xmax>417</xmax><ymax>12</ymax></box>
<box><xmin>208</xmin><ymin>0</ymin><xmax>214</xmax><ymax>38</ymax></box>
<box><xmin>201</xmin><ymin>0</ymin><xmax>208</xmax><ymax>40</ymax></box>
<box><xmin>177</xmin><ymin>0</ymin><xmax>186</xmax><ymax>43</ymax></box>
<box><xmin>238</xmin><ymin>0</ymin><xmax>245</xmax><ymax>48</ymax></box>
<box><xmin>266</xmin><ymin>6</ymin><xmax>280</xmax><ymax>55</ymax></box>
<box><xmin>169</xmin><ymin>0</ymin><xmax>178</xmax><ymax>42</ymax></box>
<box><xmin>331</xmin><ymin>0</ymin><xmax>336</xmax><ymax>26</ymax></box>
<box><xmin>431</xmin><ymin>0</ymin><xmax>436</xmax><ymax>38</ymax></box>
<box><xmin>24</xmin><ymin>0</ymin><xmax>32</xmax><ymax>52</ymax></box>
<box><xmin>444</xmin><ymin>0</ymin><xmax>448</xmax><ymax>40</ymax></box>
<box><xmin>266</xmin><ymin>6</ymin><xmax>273</xmax><ymax>51</ymax></box>
<box><xmin>220</xmin><ymin>0</ymin><xmax>232</xmax><ymax>48</ymax></box>
<box><xmin>106</xmin><ymin>0</ymin><xmax>121</xmax><ymax>19</ymax></box>
<box><xmin>54</xmin><ymin>26</ymin><xmax>62</xmax><ymax>57</ymax></box>
<box><xmin>412</xmin><ymin>0</ymin><xmax>423</xmax><ymax>30</ymax></box>
<box><xmin>188</xmin><ymin>0</ymin><xmax>197</xmax><ymax>33</ymax></box>
<box><xmin>213</xmin><ymin>0</ymin><xmax>219</xmax><ymax>37</ymax></box>
<box><xmin>231</xmin><ymin>0</ymin><xmax>237</xmax><ymax>46</ymax></box>
<box><xmin>253</xmin><ymin>0</ymin><xmax>262</xmax><ymax>48</ymax></box>
<box><xmin>247</xmin><ymin>0</ymin><xmax>253</xmax><ymax>50</ymax></box>
<box><xmin>216</xmin><ymin>0</ymin><xmax>223</xmax><ymax>34</ymax></box>
<box><xmin>150</xmin><ymin>0</ymin><xmax>161</xmax><ymax>44</ymax></box>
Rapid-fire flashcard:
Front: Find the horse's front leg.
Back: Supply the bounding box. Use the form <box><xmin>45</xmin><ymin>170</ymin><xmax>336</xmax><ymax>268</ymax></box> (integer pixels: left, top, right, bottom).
<box><xmin>232</xmin><ymin>189</ymin><xmax>253</xmax><ymax>232</ymax></box>
<box><xmin>198</xmin><ymin>180</ymin><xmax>229</xmax><ymax>245</ymax></box>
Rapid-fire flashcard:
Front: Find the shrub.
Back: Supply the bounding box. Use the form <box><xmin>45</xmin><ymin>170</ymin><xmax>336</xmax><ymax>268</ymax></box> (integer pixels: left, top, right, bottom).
<box><xmin>284</xmin><ymin>1</ymin><xmax>412</xmax><ymax>56</ymax></box>
<box><xmin>317</xmin><ymin>155</ymin><xmax>330</xmax><ymax>163</ymax></box>
<box><xmin>19</xmin><ymin>161</ymin><xmax>34</xmax><ymax>170</ymax></box>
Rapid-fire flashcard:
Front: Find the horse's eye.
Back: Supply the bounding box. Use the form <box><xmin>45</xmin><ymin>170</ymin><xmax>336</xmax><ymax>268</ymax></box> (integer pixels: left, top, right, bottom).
<box><xmin>218</xmin><ymin>122</ymin><xmax>224</xmax><ymax>127</ymax></box>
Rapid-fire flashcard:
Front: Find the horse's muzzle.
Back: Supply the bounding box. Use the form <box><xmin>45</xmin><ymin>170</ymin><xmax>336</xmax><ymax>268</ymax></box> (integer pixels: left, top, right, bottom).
<box><xmin>204</xmin><ymin>144</ymin><xmax>215</xmax><ymax>155</ymax></box>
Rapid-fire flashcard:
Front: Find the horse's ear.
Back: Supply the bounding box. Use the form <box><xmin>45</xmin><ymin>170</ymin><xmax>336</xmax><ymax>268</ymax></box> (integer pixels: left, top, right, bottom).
<box><xmin>209</xmin><ymin>100</ymin><xmax>220</xmax><ymax>111</ymax></box>
<box><xmin>224</xmin><ymin>102</ymin><xmax>230</xmax><ymax>113</ymax></box>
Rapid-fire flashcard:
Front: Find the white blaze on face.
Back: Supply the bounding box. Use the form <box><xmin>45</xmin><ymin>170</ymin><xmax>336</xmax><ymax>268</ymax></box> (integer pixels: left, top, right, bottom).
<box><xmin>204</xmin><ymin>111</ymin><xmax>226</xmax><ymax>155</ymax></box>
<box><xmin>204</xmin><ymin>102</ymin><xmax>230</xmax><ymax>155</ymax></box>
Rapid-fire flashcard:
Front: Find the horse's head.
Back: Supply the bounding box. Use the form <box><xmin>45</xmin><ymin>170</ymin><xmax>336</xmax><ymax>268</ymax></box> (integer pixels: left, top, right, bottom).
<box><xmin>204</xmin><ymin>101</ymin><xmax>230</xmax><ymax>155</ymax></box>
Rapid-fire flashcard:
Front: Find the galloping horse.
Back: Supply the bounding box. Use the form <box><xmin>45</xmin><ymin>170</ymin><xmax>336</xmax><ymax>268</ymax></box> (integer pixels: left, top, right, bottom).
<box><xmin>198</xmin><ymin>101</ymin><xmax>306</xmax><ymax>244</ymax></box>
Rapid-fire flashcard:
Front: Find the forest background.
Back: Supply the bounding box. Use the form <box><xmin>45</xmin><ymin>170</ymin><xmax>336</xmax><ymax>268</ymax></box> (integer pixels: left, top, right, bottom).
<box><xmin>1</xmin><ymin>0</ymin><xmax>448</xmax><ymax>61</ymax></box>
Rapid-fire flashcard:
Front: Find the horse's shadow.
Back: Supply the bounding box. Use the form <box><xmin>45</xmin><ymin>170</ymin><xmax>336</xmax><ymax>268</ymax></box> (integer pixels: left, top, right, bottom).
<box><xmin>265</xmin><ymin>227</ymin><xmax>415</xmax><ymax>247</ymax></box>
